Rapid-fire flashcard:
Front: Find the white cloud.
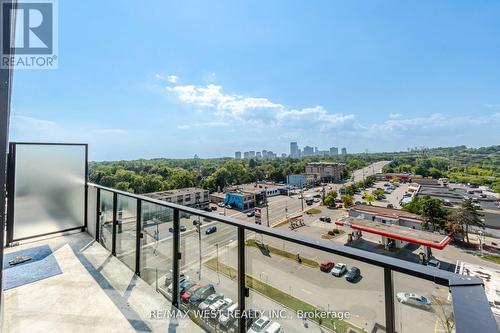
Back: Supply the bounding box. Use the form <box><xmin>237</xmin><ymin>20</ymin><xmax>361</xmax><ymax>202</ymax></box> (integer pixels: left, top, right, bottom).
<box><xmin>177</xmin><ymin>121</ymin><xmax>229</xmax><ymax>130</ymax></box>
<box><xmin>167</xmin><ymin>82</ymin><xmax>353</xmax><ymax>129</ymax></box>
<box><xmin>167</xmin><ymin>75</ymin><xmax>179</xmax><ymax>83</ymax></box>
<box><xmin>11</xmin><ymin>115</ymin><xmax>56</xmax><ymax>130</ymax></box>
<box><xmin>484</xmin><ymin>104</ymin><xmax>500</xmax><ymax>108</ymax></box>
<box><xmin>389</xmin><ymin>113</ymin><xmax>402</xmax><ymax>119</ymax></box>
<box><xmin>155</xmin><ymin>73</ymin><xmax>179</xmax><ymax>83</ymax></box>
<box><xmin>93</xmin><ymin>128</ymin><xmax>128</xmax><ymax>134</ymax></box>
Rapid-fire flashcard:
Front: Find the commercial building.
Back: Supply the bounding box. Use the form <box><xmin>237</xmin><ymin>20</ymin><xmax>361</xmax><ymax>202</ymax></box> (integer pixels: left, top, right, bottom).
<box><xmin>224</xmin><ymin>182</ymin><xmax>288</xmax><ymax>210</ymax></box>
<box><xmin>341</xmin><ymin>147</ymin><xmax>347</xmax><ymax>155</ymax></box>
<box><xmin>374</xmin><ymin>172</ymin><xmax>415</xmax><ymax>182</ymax></box>
<box><xmin>305</xmin><ymin>162</ymin><xmax>346</xmax><ymax>182</ymax></box>
<box><xmin>416</xmin><ymin>184</ymin><xmax>500</xmax><ymax>236</ymax></box>
<box><xmin>349</xmin><ymin>204</ymin><xmax>423</xmax><ymax>230</ymax></box>
<box><xmin>286</xmin><ymin>174</ymin><xmax>319</xmax><ymax>188</ymax></box>
<box><xmin>330</xmin><ymin>147</ymin><xmax>339</xmax><ymax>156</ymax></box>
<box><xmin>144</xmin><ymin>188</ymin><xmax>210</xmax><ymax>209</ymax></box>
<box><xmin>234</xmin><ymin>151</ymin><xmax>241</xmax><ymax>159</ymax></box>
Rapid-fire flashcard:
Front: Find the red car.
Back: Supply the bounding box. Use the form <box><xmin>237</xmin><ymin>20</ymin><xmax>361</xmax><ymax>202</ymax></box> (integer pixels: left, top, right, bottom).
<box><xmin>320</xmin><ymin>260</ymin><xmax>334</xmax><ymax>272</ymax></box>
<box><xmin>181</xmin><ymin>284</ymin><xmax>202</xmax><ymax>302</ymax></box>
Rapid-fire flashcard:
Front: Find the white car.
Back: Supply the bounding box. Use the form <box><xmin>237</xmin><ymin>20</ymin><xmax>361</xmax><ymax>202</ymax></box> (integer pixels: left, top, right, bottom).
<box><xmin>396</xmin><ymin>292</ymin><xmax>431</xmax><ymax>310</ymax></box>
<box><xmin>427</xmin><ymin>259</ymin><xmax>441</xmax><ymax>269</ymax></box>
<box><xmin>331</xmin><ymin>263</ymin><xmax>347</xmax><ymax>277</ymax></box>
<box><xmin>264</xmin><ymin>322</ymin><xmax>283</xmax><ymax>333</ymax></box>
<box><xmin>218</xmin><ymin>303</ymin><xmax>238</xmax><ymax>328</ymax></box>
<box><xmin>209</xmin><ymin>297</ymin><xmax>233</xmax><ymax>311</ymax></box>
<box><xmin>247</xmin><ymin>316</ymin><xmax>270</xmax><ymax>333</ymax></box>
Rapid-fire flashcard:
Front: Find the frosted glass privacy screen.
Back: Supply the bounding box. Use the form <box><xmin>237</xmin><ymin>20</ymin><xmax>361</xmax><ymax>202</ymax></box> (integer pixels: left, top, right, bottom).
<box><xmin>13</xmin><ymin>144</ymin><xmax>86</xmax><ymax>240</ymax></box>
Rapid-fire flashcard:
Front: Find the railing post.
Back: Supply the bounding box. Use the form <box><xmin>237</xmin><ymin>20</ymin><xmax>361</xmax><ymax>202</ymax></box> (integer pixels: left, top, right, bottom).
<box><xmin>95</xmin><ymin>188</ymin><xmax>100</xmax><ymax>242</ymax></box>
<box><xmin>384</xmin><ymin>267</ymin><xmax>395</xmax><ymax>333</ymax></box>
<box><xmin>172</xmin><ymin>208</ymin><xmax>180</xmax><ymax>308</ymax></box>
<box><xmin>135</xmin><ymin>199</ymin><xmax>142</xmax><ymax>276</ymax></box>
<box><xmin>238</xmin><ymin>226</ymin><xmax>247</xmax><ymax>333</ymax></box>
<box><xmin>111</xmin><ymin>192</ymin><xmax>117</xmax><ymax>256</ymax></box>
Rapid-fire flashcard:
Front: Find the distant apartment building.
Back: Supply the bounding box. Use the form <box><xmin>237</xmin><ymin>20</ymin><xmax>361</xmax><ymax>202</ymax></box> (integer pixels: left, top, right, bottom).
<box><xmin>303</xmin><ymin>146</ymin><xmax>314</xmax><ymax>156</ymax></box>
<box><xmin>286</xmin><ymin>174</ymin><xmax>318</xmax><ymax>188</ymax></box>
<box><xmin>330</xmin><ymin>147</ymin><xmax>338</xmax><ymax>156</ymax></box>
<box><xmin>281</xmin><ymin>153</ymin><xmax>287</xmax><ymax>158</ymax></box>
<box><xmin>248</xmin><ymin>151</ymin><xmax>255</xmax><ymax>158</ymax></box>
<box><xmin>235</xmin><ymin>151</ymin><xmax>242</xmax><ymax>159</ymax></box>
<box><xmin>144</xmin><ymin>187</ymin><xmax>210</xmax><ymax>209</ymax></box>
<box><xmin>256</xmin><ymin>151</ymin><xmax>262</xmax><ymax>158</ymax></box>
<box><xmin>290</xmin><ymin>142</ymin><xmax>300</xmax><ymax>157</ymax></box>
<box><xmin>243</xmin><ymin>151</ymin><xmax>249</xmax><ymax>159</ymax></box>
<box><xmin>262</xmin><ymin>150</ymin><xmax>268</xmax><ymax>158</ymax></box>
<box><xmin>341</xmin><ymin>147</ymin><xmax>347</xmax><ymax>155</ymax></box>
<box><xmin>305</xmin><ymin>162</ymin><xmax>346</xmax><ymax>181</ymax></box>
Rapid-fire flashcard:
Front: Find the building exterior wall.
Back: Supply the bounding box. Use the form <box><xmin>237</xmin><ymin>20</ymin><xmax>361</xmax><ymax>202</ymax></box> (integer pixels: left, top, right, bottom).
<box><xmin>349</xmin><ymin>210</ymin><xmax>422</xmax><ymax>230</ymax></box>
<box><xmin>305</xmin><ymin>163</ymin><xmax>345</xmax><ymax>181</ymax></box>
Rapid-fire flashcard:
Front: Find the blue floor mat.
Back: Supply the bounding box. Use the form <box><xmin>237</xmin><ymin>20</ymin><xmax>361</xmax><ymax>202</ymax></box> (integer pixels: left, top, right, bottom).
<box><xmin>3</xmin><ymin>244</ymin><xmax>62</xmax><ymax>290</ymax></box>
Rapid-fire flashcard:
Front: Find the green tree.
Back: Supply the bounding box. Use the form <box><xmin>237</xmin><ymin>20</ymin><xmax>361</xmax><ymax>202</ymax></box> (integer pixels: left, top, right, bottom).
<box><xmin>422</xmin><ymin>198</ymin><xmax>447</xmax><ymax>231</ymax></box>
<box><xmin>364</xmin><ymin>193</ymin><xmax>375</xmax><ymax>205</ymax></box>
<box><xmin>323</xmin><ymin>191</ymin><xmax>338</xmax><ymax>207</ymax></box>
<box><xmin>453</xmin><ymin>199</ymin><xmax>485</xmax><ymax>243</ymax></box>
<box><xmin>341</xmin><ymin>194</ymin><xmax>354</xmax><ymax>208</ymax></box>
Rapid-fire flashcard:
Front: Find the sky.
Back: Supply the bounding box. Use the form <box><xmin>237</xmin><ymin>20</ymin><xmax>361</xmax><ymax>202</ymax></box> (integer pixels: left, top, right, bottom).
<box><xmin>8</xmin><ymin>0</ymin><xmax>500</xmax><ymax>161</ymax></box>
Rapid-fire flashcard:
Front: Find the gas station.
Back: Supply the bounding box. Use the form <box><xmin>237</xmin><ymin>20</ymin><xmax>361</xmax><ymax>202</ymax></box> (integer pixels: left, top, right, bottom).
<box><xmin>335</xmin><ymin>217</ymin><xmax>452</xmax><ymax>260</ymax></box>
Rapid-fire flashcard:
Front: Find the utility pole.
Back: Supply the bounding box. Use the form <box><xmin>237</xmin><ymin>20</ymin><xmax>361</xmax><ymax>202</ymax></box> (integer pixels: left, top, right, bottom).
<box><xmin>196</xmin><ymin>214</ymin><xmax>202</xmax><ymax>280</ymax></box>
<box><xmin>265</xmin><ymin>187</ymin><xmax>270</xmax><ymax>227</ymax></box>
<box><xmin>300</xmin><ymin>187</ymin><xmax>304</xmax><ymax>211</ymax></box>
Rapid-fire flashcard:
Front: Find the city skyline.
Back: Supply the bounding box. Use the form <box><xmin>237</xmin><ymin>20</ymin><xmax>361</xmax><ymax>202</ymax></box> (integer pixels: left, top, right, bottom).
<box><xmin>8</xmin><ymin>0</ymin><xmax>500</xmax><ymax>161</ymax></box>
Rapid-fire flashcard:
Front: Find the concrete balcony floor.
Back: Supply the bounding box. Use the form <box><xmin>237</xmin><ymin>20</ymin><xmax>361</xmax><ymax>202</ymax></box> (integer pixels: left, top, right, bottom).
<box><xmin>2</xmin><ymin>231</ymin><xmax>203</xmax><ymax>333</ymax></box>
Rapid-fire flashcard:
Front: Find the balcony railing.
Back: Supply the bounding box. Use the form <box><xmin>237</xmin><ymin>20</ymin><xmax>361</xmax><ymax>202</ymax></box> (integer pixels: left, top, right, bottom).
<box><xmin>87</xmin><ymin>182</ymin><xmax>498</xmax><ymax>333</ymax></box>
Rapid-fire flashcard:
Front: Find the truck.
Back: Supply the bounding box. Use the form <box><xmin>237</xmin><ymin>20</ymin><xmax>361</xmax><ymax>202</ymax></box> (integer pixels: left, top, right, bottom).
<box><xmin>304</xmin><ymin>195</ymin><xmax>314</xmax><ymax>205</ymax></box>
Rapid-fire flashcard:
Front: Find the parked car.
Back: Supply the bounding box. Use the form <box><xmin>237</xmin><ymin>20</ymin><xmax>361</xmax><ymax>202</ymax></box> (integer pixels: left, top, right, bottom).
<box><xmin>164</xmin><ymin>270</ymin><xmax>185</xmax><ymax>287</ymax></box>
<box><xmin>319</xmin><ymin>216</ymin><xmax>331</xmax><ymax>223</ymax></box>
<box><xmin>211</xmin><ymin>206</ymin><xmax>217</xmax><ymax>211</ymax></box>
<box><xmin>226</xmin><ymin>204</ymin><xmax>232</xmax><ymax>209</ymax></box>
<box><xmin>396</xmin><ymin>292</ymin><xmax>431</xmax><ymax>310</ymax></box>
<box><xmin>228</xmin><ymin>309</ymin><xmax>260</xmax><ymax>333</ymax></box>
<box><xmin>354</xmin><ymin>201</ymin><xmax>362</xmax><ymax>205</ymax></box>
<box><xmin>189</xmin><ymin>284</ymin><xmax>216</xmax><ymax>305</ymax></box>
<box><xmin>247</xmin><ymin>316</ymin><xmax>271</xmax><ymax>333</ymax></box>
<box><xmin>218</xmin><ymin>303</ymin><xmax>239</xmax><ymax>329</ymax></box>
<box><xmin>264</xmin><ymin>322</ymin><xmax>283</xmax><ymax>333</ymax></box>
<box><xmin>218</xmin><ymin>202</ymin><xmax>225</xmax><ymax>207</ymax></box>
<box><xmin>334</xmin><ymin>198</ymin><xmax>342</xmax><ymax>204</ymax></box>
<box><xmin>205</xmin><ymin>226</ymin><xmax>217</xmax><ymax>234</ymax></box>
<box><xmin>331</xmin><ymin>263</ymin><xmax>347</xmax><ymax>277</ymax></box>
<box><xmin>182</xmin><ymin>284</ymin><xmax>202</xmax><ymax>302</ymax></box>
<box><xmin>426</xmin><ymin>259</ymin><xmax>441</xmax><ymax>269</ymax></box>
<box><xmin>247</xmin><ymin>210</ymin><xmax>255</xmax><ymax>217</ymax></box>
<box><xmin>209</xmin><ymin>297</ymin><xmax>233</xmax><ymax>312</ymax></box>
<box><xmin>320</xmin><ymin>260</ymin><xmax>334</xmax><ymax>272</ymax></box>
<box><xmin>345</xmin><ymin>267</ymin><xmax>361</xmax><ymax>282</ymax></box>
<box><xmin>198</xmin><ymin>293</ymin><xmax>223</xmax><ymax>311</ymax></box>
<box><xmin>167</xmin><ymin>275</ymin><xmax>189</xmax><ymax>294</ymax></box>
<box><xmin>386</xmin><ymin>204</ymin><xmax>394</xmax><ymax>209</ymax></box>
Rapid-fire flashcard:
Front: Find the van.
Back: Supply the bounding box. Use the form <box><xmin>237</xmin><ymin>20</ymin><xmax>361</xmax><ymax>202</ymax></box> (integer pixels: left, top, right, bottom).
<box><xmin>264</xmin><ymin>322</ymin><xmax>283</xmax><ymax>333</ymax></box>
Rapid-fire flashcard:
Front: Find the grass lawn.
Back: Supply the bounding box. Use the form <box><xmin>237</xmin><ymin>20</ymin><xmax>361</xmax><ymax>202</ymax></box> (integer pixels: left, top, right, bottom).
<box><xmin>305</xmin><ymin>208</ymin><xmax>322</xmax><ymax>214</ymax></box>
<box><xmin>204</xmin><ymin>257</ymin><xmax>365</xmax><ymax>333</ymax></box>
<box><xmin>480</xmin><ymin>255</ymin><xmax>500</xmax><ymax>264</ymax></box>
<box><xmin>245</xmin><ymin>239</ymin><xmax>319</xmax><ymax>268</ymax></box>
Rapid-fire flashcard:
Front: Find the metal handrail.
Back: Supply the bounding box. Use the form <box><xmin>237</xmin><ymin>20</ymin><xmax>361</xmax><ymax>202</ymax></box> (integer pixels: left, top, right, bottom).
<box><xmin>89</xmin><ymin>183</ymin><xmax>477</xmax><ymax>286</ymax></box>
<box><xmin>89</xmin><ymin>182</ymin><xmax>499</xmax><ymax>333</ymax></box>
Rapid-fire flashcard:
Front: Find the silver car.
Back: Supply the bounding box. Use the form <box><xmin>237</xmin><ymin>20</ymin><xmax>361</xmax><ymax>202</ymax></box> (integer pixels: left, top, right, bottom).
<box><xmin>396</xmin><ymin>292</ymin><xmax>432</xmax><ymax>310</ymax></box>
